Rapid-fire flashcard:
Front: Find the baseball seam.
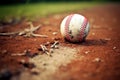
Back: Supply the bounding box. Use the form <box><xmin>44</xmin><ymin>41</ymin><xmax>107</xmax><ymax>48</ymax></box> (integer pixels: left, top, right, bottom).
<box><xmin>65</xmin><ymin>14</ymin><xmax>74</xmax><ymax>41</ymax></box>
<box><xmin>79</xmin><ymin>17</ymin><xmax>88</xmax><ymax>42</ymax></box>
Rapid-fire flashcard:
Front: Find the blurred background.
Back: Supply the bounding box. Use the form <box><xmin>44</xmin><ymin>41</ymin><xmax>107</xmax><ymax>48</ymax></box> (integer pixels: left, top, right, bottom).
<box><xmin>0</xmin><ymin>0</ymin><xmax>119</xmax><ymax>25</ymax></box>
<box><xmin>0</xmin><ymin>0</ymin><xmax>119</xmax><ymax>5</ymax></box>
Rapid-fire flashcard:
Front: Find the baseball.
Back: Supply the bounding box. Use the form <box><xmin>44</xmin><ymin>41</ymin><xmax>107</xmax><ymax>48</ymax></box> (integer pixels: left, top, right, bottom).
<box><xmin>60</xmin><ymin>14</ymin><xmax>90</xmax><ymax>42</ymax></box>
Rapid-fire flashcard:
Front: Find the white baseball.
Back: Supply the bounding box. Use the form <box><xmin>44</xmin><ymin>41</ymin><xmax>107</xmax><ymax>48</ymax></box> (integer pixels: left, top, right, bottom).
<box><xmin>60</xmin><ymin>14</ymin><xmax>90</xmax><ymax>42</ymax></box>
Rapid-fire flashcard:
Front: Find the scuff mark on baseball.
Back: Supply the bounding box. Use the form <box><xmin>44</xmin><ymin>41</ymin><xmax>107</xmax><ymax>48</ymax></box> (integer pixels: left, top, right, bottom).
<box><xmin>60</xmin><ymin>14</ymin><xmax>90</xmax><ymax>43</ymax></box>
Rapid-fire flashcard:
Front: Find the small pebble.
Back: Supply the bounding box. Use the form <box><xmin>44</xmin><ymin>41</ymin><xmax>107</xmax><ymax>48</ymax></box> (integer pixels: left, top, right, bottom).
<box><xmin>54</xmin><ymin>45</ymin><xmax>59</xmax><ymax>49</ymax></box>
<box><xmin>1</xmin><ymin>50</ymin><xmax>7</xmax><ymax>54</ymax></box>
<box><xmin>52</xmin><ymin>32</ymin><xmax>58</xmax><ymax>35</ymax></box>
<box><xmin>24</xmin><ymin>49</ymin><xmax>31</xmax><ymax>53</ymax></box>
<box><xmin>44</xmin><ymin>41</ymin><xmax>50</xmax><ymax>46</ymax></box>
<box><xmin>84</xmin><ymin>51</ymin><xmax>90</xmax><ymax>54</ymax></box>
<box><xmin>113</xmin><ymin>46</ymin><xmax>116</xmax><ymax>49</ymax></box>
<box><xmin>19</xmin><ymin>59</ymin><xmax>26</xmax><ymax>64</ymax></box>
<box><xmin>93</xmin><ymin>58</ymin><xmax>101</xmax><ymax>62</ymax></box>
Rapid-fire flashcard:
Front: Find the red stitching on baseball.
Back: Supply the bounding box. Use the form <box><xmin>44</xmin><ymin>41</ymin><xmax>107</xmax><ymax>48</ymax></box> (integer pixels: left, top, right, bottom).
<box><xmin>79</xmin><ymin>17</ymin><xmax>88</xmax><ymax>42</ymax></box>
<box><xmin>65</xmin><ymin>14</ymin><xmax>74</xmax><ymax>41</ymax></box>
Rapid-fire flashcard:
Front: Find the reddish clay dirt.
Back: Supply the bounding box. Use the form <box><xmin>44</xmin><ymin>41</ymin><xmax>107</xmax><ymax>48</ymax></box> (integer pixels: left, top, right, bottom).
<box><xmin>0</xmin><ymin>3</ymin><xmax>120</xmax><ymax>80</ymax></box>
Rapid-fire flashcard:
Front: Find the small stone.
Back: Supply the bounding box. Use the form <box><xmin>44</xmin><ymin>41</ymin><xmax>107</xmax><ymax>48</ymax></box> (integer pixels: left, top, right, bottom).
<box><xmin>52</xmin><ymin>32</ymin><xmax>58</xmax><ymax>35</ymax></box>
<box><xmin>44</xmin><ymin>41</ymin><xmax>50</xmax><ymax>46</ymax></box>
<box><xmin>93</xmin><ymin>58</ymin><xmax>101</xmax><ymax>62</ymax></box>
<box><xmin>1</xmin><ymin>50</ymin><xmax>7</xmax><ymax>54</ymax></box>
<box><xmin>54</xmin><ymin>45</ymin><xmax>59</xmax><ymax>49</ymax></box>
<box><xmin>84</xmin><ymin>51</ymin><xmax>90</xmax><ymax>54</ymax></box>
<box><xmin>24</xmin><ymin>49</ymin><xmax>31</xmax><ymax>53</ymax></box>
<box><xmin>113</xmin><ymin>46</ymin><xmax>116</xmax><ymax>50</ymax></box>
<box><xmin>19</xmin><ymin>59</ymin><xmax>26</xmax><ymax>64</ymax></box>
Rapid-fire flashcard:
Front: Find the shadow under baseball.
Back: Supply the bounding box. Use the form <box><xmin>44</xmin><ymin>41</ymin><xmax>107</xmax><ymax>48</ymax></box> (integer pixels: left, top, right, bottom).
<box><xmin>79</xmin><ymin>39</ymin><xmax>108</xmax><ymax>46</ymax></box>
<box><xmin>64</xmin><ymin>39</ymin><xmax>109</xmax><ymax>46</ymax></box>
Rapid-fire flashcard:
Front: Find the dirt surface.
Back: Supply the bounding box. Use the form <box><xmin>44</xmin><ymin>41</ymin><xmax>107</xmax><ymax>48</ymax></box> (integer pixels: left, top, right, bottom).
<box><xmin>0</xmin><ymin>3</ymin><xmax>120</xmax><ymax>80</ymax></box>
